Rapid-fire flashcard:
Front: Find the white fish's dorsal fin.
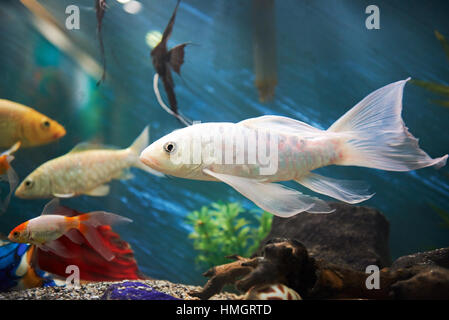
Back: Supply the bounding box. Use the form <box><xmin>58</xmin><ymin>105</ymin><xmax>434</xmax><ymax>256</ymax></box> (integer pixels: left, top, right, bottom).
<box><xmin>68</xmin><ymin>142</ymin><xmax>119</xmax><ymax>154</ymax></box>
<box><xmin>41</xmin><ymin>198</ymin><xmax>72</xmax><ymax>216</ymax></box>
<box><xmin>238</xmin><ymin>116</ymin><xmax>324</xmax><ymax>136</ymax></box>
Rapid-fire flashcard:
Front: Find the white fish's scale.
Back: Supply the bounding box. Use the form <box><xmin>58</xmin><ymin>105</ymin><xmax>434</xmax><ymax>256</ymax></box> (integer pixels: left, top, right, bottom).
<box><xmin>180</xmin><ymin>123</ymin><xmax>341</xmax><ymax>181</ymax></box>
<box><xmin>27</xmin><ymin>215</ymin><xmax>73</xmax><ymax>244</ymax></box>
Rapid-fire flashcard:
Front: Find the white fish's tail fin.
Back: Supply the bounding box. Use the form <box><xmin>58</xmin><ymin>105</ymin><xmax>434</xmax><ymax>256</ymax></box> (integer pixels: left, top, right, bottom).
<box><xmin>129</xmin><ymin>126</ymin><xmax>150</xmax><ymax>155</ymax></box>
<box><xmin>128</xmin><ymin>126</ymin><xmax>164</xmax><ymax>177</ymax></box>
<box><xmin>328</xmin><ymin>78</ymin><xmax>448</xmax><ymax>171</ymax></box>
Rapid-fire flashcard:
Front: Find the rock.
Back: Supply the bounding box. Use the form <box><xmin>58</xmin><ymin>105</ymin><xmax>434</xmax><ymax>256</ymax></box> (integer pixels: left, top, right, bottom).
<box><xmin>390</xmin><ymin>266</ymin><xmax>449</xmax><ymax>300</ymax></box>
<box><xmin>256</xmin><ymin>202</ymin><xmax>391</xmax><ymax>271</ymax></box>
<box><xmin>391</xmin><ymin>247</ymin><xmax>449</xmax><ymax>270</ymax></box>
<box><xmin>101</xmin><ymin>281</ymin><xmax>179</xmax><ymax>300</ymax></box>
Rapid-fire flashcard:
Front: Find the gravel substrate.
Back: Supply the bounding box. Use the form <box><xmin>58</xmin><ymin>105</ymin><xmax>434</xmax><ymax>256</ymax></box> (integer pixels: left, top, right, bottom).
<box><xmin>0</xmin><ymin>279</ymin><xmax>239</xmax><ymax>300</ymax></box>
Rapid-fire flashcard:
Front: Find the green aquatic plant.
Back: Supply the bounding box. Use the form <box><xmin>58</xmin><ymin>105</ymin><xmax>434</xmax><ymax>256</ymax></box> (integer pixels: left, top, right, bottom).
<box><xmin>185</xmin><ymin>202</ymin><xmax>273</xmax><ymax>268</ymax></box>
<box><xmin>429</xmin><ymin>203</ymin><xmax>449</xmax><ymax>229</ymax></box>
<box><xmin>411</xmin><ymin>30</ymin><xmax>449</xmax><ymax>108</ymax></box>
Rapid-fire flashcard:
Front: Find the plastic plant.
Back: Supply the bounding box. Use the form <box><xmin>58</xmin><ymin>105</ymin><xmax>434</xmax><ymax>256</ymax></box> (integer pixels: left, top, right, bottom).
<box><xmin>411</xmin><ymin>31</ymin><xmax>449</xmax><ymax>108</ymax></box>
<box><xmin>185</xmin><ymin>202</ymin><xmax>273</xmax><ymax>268</ymax></box>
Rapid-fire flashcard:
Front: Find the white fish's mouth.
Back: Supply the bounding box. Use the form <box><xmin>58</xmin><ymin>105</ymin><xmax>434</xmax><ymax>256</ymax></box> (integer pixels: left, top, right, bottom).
<box><xmin>140</xmin><ymin>154</ymin><xmax>160</xmax><ymax>169</ymax></box>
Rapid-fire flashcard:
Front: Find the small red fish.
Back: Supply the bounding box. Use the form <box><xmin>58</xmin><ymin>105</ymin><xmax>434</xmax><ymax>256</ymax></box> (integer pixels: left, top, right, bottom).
<box><xmin>8</xmin><ymin>199</ymin><xmax>132</xmax><ymax>261</ymax></box>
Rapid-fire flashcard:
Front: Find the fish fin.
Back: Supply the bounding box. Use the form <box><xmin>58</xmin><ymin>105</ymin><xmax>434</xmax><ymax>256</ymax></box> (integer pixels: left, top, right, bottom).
<box><xmin>153</xmin><ymin>73</ymin><xmax>192</xmax><ymax>126</ymax></box>
<box><xmin>127</xmin><ymin>126</ymin><xmax>164</xmax><ymax>177</ymax></box>
<box><xmin>1</xmin><ymin>166</ymin><xmax>19</xmax><ymax>213</ymax></box>
<box><xmin>203</xmin><ymin>169</ymin><xmax>334</xmax><ymax>217</ymax></box>
<box><xmin>161</xmin><ymin>0</ymin><xmax>180</xmax><ymax>42</ymax></box>
<box><xmin>78</xmin><ymin>223</ymin><xmax>115</xmax><ymax>261</ymax></box>
<box><xmin>328</xmin><ymin>78</ymin><xmax>448</xmax><ymax>171</ymax></box>
<box><xmin>168</xmin><ymin>43</ymin><xmax>188</xmax><ymax>74</ymax></box>
<box><xmin>76</xmin><ymin>211</ymin><xmax>133</xmax><ymax>228</ymax></box>
<box><xmin>68</xmin><ymin>142</ymin><xmax>118</xmax><ymax>153</ymax></box>
<box><xmin>83</xmin><ymin>185</ymin><xmax>110</xmax><ymax>197</ymax></box>
<box><xmin>65</xmin><ymin>229</ymin><xmax>84</xmax><ymax>245</ymax></box>
<box><xmin>40</xmin><ymin>240</ymin><xmax>74</xmax><ymax>259</ymax></box>
<box><xmin>53</xmin><ymin>193</ymin><xmax>76</xmax><ymax>198</ymax></box>
<box><xmin>239</xmin><ymin>116</ymin><xmax>324</xmax><ymax>136</ymax></box>
<box><xmin>129</xmin><ymin>126</ymin><xmax>149</xmax><ymax>155</ymax></box>
<box><xmin>295</xmin><ymin>172</ymin><xmax>374</xmax><ymax>204</ymax></box>
<box><xmin>1</xmin><ymin>141</ymin><xmax>21</xmax><ymax>157</ymax></box>
<box><xmin>41</xmin><ymin>198</ymin><xmax>62</xmax><ymax>215</ymax></box>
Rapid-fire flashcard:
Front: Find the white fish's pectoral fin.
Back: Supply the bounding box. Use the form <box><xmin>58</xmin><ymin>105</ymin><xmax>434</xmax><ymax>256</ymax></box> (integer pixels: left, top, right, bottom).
<box><xmin>83</xmin><ymin>185</ymin><xmax>110</xmax><ymax>197</ymax></box>
<box><xmin>53</xmin><ymin>192</ymin><xmax>76</xmax><ymax>198</ymax></box>
<box><xmin>40</xmin><ymin>240</ymin><xmax>75</xmax><ymax>259</ymax></box>
<box><xmin>295</xmin><ymin>172</ymin><xmax>375</xmax><ymax>204</ymax></box>
<box><xmin>65</xmin><ymin>229</ymin><xmax>85</xmax><ymax>245</ymax></box>
<box><xmin>202</xmin><ymin>169</ymin><xmax>334</xmax><ymax>217</ymax></box>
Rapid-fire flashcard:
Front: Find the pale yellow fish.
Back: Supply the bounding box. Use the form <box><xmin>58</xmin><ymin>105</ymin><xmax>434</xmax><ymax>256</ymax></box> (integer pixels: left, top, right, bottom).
<box><xmin>140</xmin><ymin>79</ymin><xmax>448</xmax><ymax>217</ymax></box>
<box><xmin>15</xmin><ymin>126</ymin><xmax>162</xmax><ymax>199</ymax></box>
<box><xmin>0</xmin><ymin>99</ymin><xmax>66</xmax><ymax>148</ymax></box>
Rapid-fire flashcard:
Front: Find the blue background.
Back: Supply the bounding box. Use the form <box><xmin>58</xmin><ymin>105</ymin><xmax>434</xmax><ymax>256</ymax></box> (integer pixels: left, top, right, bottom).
<box><xmin>0</xmin><ymin>0</ymin><xmax>448</xmax><ymax>285</ymax></box>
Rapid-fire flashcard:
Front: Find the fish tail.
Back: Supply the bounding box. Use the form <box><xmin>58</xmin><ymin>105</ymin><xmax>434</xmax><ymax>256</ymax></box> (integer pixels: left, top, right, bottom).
<box><xmin>328</xmin><ymin>78</ymin><xmax>447</xmax><ymax>171</ymax></box>
<box><xmin>128</xmin><ymin>126</ymin><xmax>164</xmax><ymax>177</ymax></box>
<box><xmin>76</xmin><ymin>211</ymin><xmax>132</xmax><ymax>261</ymax></box>
<box><xmin>0</xmin><ymin>142</ymin><xmax>21</xmax><ymax>213</ymax></box>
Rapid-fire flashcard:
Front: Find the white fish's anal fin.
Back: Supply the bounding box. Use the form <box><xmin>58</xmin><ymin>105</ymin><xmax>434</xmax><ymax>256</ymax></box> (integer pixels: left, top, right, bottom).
<box><xmin>295</xmin><ymin>172</ymin><xmax>374</xmax><ymax>204</ymax></box>
<box><xmin>53</xmin><ymin>193</ymin><xmax>76</xmax><ymax>198</ymax></box>
<box><xmin>83</xmin><ymin>185</ymin><xmax>110</xmax><ymax>197</ymax></box>
<box><xmin>40</xmin><ymin>240</ymin><xmax>75</xmax><ymax>259</ymax></box>
<box><xmin>65</xmin><ymin>229</ymin><xmax>84</xmax><ymax>245</ymax></box>
<box><xmin>202</xmin><ymin>168</ymin><xmax>334</xmax><ymax>217</ymax></box>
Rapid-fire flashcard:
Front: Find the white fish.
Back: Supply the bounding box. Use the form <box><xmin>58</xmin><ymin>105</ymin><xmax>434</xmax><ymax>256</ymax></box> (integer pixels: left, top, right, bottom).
<box><xmin>140</xmin><ymin>79</ymin><xmax>448</xmax><ymax>217</ymax></box>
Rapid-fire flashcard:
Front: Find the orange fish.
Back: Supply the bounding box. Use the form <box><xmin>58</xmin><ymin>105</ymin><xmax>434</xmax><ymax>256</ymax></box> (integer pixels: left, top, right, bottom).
<box><xmin>0</xmin><ymin>99</ymin><xmax>66</xmax><ymax>148</ymax></box>
<box><xmin>8</xmin><ymin>198</ymin><xmax>132</xmax><ymax>261</ymax></box>
<box><xmin>0</xmin><ymin>142</ymin><xmax>20</xmax><ymax>213</ymax></box>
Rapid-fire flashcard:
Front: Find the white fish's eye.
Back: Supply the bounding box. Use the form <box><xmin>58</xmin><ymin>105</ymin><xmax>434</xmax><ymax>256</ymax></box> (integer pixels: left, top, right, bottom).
<box><xmin>24</xmin><ymin>179</ymin><xmax>34</xmax><ymax>189</ymax></box>
<box><xmin>13</xmin><ymin>231</ymin><xmax>19</xmax><ymax>238</ymax></box>
<box><xmin>163</xmin><ymin>141</ymin><xmax>176</xmax><ymax>154</ymax></box>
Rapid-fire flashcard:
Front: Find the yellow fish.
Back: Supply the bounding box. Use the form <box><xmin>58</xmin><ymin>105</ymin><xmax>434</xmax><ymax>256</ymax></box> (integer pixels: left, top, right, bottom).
<box><xmin>0</xmin><ymin>99</ymin><xmax>66</xmax><ymax>148</ymax></box>
<box><xmin>15</xmin><ymin>126</ymin><xmax>162</xmax><ymax>199</ymax></box>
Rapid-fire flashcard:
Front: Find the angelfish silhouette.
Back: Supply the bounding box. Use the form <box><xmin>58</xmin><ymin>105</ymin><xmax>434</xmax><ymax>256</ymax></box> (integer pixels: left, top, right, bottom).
<box><xmin>151</xmin><ymin>0</ymin><xmax>191</xmax><ymax>126</ymax></box>
<box><xmin>95</xmin><ymin>0</ymin><xmax>107</xmax><ymax>86</ymax></box>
